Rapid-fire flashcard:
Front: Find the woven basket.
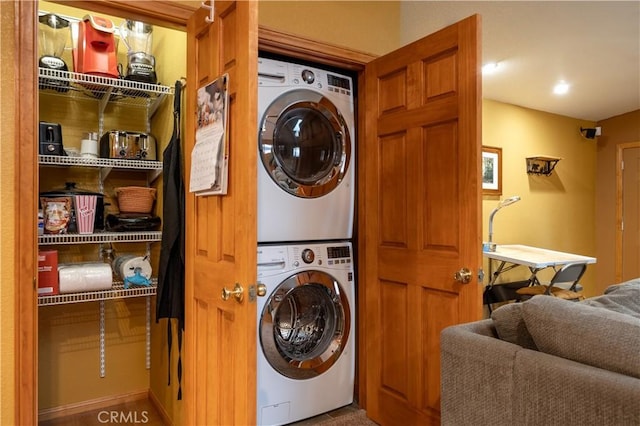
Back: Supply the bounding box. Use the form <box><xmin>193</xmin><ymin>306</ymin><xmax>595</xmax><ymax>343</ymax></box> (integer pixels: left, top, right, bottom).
<box><xmin>115</xmin><ymin>186</ymin><xmax>157</xmax><ymax>214</ymax></box>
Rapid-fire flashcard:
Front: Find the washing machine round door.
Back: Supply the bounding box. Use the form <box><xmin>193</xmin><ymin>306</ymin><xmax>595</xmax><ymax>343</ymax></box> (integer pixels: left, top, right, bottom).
<box><xmin>259</xmin><ymin>89</ymin><xmax>351</xmax><ymax>198</ymax></box>
<box><xmin>259</xmin><ymin>270</ymin><xmax>350</xmax><ymax>379</ymax></box>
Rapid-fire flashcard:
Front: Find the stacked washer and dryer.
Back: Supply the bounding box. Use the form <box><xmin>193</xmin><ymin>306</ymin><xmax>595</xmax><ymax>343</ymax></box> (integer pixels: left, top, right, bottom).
<box><xmin>256</xmin><ymin>57</ymin><xmax>357</xmax><ymax>426</ymax></box>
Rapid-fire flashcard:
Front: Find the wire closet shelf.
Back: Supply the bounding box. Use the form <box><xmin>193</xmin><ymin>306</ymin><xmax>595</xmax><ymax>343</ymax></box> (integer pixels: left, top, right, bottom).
<box><xmin>38</xmin><ymin>68</ymin><xmax>173</xmax><ymax>109</ymax></box>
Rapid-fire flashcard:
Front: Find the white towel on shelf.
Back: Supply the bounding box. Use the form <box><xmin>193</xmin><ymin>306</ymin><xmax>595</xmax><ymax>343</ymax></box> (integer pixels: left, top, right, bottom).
<box><xmin>58</xmin><ymin>263</ymin><xmax>113</xmax><ymax>293</ymax></box>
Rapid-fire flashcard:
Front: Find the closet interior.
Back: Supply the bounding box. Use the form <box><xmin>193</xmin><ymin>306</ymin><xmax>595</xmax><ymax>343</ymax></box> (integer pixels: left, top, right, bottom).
<box><xmin>36</xmin><ymin>1</ymin><xmax>186</xmax><ymax>422</ymax></box>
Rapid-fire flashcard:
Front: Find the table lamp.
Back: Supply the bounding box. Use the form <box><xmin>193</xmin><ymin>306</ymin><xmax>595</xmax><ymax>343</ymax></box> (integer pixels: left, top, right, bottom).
<box><xmin>486</xmin><ymin>195</ymin><xmax>521</xmax><ymax>251</ymax></box>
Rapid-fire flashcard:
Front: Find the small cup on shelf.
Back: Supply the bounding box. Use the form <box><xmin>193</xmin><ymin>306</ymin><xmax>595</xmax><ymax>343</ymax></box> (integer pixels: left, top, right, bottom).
<box><xmin>75</xmin><ymin>195</ymin><xmax>97</xmax><ymax>234</ymax></box>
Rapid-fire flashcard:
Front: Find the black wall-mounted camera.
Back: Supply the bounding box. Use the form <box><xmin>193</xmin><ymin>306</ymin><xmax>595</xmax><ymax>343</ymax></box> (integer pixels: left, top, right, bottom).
<box><xmin>580</xmin><ymin>126</ymin><xmax>602</xmax><ymax>139</ymax></box>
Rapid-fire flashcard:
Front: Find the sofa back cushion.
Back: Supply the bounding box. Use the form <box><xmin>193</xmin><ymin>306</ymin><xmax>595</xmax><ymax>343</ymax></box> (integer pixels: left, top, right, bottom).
<box><xmin>491</xmin><ymin>303</ymin><xmax>538</xmax><ymax>350</ymax></box>
<box><xmin>522</xmin><ymin>295</ymin><xmax>640</xmax><ymax>379</ymax></box>
<box><xmin>582</xmin><ymin>278</ymin><xmax>640</xmax><ymax>318</ymax></box>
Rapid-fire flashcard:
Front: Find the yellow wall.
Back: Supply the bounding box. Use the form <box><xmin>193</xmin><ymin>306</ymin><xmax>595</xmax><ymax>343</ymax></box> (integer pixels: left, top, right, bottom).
<box><xmin>0</xmin><ymin>1</ymin><xmax>17</xmax><ymax>424</ymax></box>
<box><xmin>259</xmin><ymin>1</ymin><xmax>400</xmax><ymax>56</ymax></box>
<box><xmin>482</xmin><ymin>99</ymin><xmax>598</xmax><ymax>295</ymax></box>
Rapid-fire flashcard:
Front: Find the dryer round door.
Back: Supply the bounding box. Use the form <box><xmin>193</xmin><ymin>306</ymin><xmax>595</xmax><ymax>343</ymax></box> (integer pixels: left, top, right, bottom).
<box><xmin>259</xmin><ymin>270</ymin><xmax>351</xmax><ymax>379</ymax></box>
<box><xmin>259</xmin><ymin>89</ymin><xmax>351</xmax><ymax>198</ymax></box>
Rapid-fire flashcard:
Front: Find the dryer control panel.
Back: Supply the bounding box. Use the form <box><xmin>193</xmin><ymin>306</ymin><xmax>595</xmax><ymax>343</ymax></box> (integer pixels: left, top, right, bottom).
<box><xmin>257</xmin><ymin>242</ymin><xmax>353</xmax><ymax>278</ymax></box>
<box><xmin>258</xmin><ymin>57</ymin><xmax>353</xmax><ymax>98</ymax></box>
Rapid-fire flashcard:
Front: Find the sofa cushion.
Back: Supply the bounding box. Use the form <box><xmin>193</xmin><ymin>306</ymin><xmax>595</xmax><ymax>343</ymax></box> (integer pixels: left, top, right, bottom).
<box><xmin>581</xmin><ymin>278</ymin><xmax>640</xmax><ymax>319</ymax></box>
<box><xmin>522</xmin><ymin>295</ymin><xmax>640</xmax><ymax>379</ymax></box>
<box><xmin>605</xmin><ymin>277</ymin><xmax>640</xmax><ymax>293</ymax></box>
<box><xmin>490</xmin><ymin>303</ymin><xmax>538</xmax><ymax>350</ymax></box>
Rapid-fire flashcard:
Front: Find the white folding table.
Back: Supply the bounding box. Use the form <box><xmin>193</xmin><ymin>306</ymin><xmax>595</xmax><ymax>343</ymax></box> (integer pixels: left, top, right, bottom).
<box><xmin>484</xmin><ymin>244</ymin><xmax>597</xmax><ymax>287</ymax></box>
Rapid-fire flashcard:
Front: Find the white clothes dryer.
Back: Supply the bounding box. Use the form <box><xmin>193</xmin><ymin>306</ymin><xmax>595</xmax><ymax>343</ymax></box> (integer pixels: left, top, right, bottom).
<box><xmin>258</xmin><ymin>57</ymin><xmax>355</xmax><ymax>242</ymax></box>
<box><xmin>257</xmin><ymin>242</ymin><xmax>355</xmax><ymax>426</ymax></box>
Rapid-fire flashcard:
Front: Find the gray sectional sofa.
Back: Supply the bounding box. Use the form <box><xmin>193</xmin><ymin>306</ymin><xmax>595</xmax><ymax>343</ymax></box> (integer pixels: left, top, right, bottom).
<box><xmin>440</xmin><ymin>279</ymin><xmax>640</xmax><ymax>426</ymax></box>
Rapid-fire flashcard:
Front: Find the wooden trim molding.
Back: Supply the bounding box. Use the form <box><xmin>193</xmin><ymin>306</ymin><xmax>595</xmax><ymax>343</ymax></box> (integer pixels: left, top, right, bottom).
<box><xmin>53</xmin><ymin>1</ymin><xmax>197</xmax><ymax>29</ymax></box>
<box><xmin>15</xmin><ymin>0</ymin><xmax>38</xmax><ymax>424</ymax></box>
<box><xmin>258</xmin><ymin>26</ymin><xmax>376</xmax><ymax>70</ymax></box>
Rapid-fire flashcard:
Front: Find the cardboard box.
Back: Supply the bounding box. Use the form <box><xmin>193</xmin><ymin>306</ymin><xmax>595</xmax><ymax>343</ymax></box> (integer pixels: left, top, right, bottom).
<box><xmin>38</xmin><ymin>250</ymin><xmax>59</xmax><ymax>295</ymax></box>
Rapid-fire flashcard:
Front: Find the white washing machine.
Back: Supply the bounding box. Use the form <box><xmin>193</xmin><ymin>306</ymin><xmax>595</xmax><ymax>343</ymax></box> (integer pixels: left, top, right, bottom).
<box><xmin>257</xmin><ymin>241</ymin><xmax>355</xmax><ymax>426</ymax></box>
<box><xmin>257</xmin><ymin>57</ymin><xmax>355</xmax><ymax>243</ymax></box>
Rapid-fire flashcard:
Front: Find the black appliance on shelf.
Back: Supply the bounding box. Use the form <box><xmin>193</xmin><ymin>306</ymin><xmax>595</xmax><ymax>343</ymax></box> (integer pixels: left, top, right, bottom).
<box><xmin>38</xmin><ymin>122</ymin><xmax>65</xmax><ymax>156</ymax></box>
<box><xmin>106</xmin><ymin>213</ymin><xmax>161</xmax><ymax>232</ymax></box>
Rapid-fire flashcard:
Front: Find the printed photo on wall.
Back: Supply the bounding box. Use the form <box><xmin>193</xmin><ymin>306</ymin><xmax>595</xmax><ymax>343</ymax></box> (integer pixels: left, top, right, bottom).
<box><xmin>189</xmin><ymin>74</ymin><xmax>229</xmax><ymax>195</ymax></box>
<box><xmin>482</xmin><ymin>146</ymin><xmax>502</xmax><ymax>195</ymax></box>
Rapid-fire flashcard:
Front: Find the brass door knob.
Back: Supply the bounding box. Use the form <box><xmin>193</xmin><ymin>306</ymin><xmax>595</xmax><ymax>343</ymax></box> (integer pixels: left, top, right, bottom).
<box><xmin>221</xmin><ymin>283</ymin><xmax>244</xmax><ymax>302</ymax></box>
<box><xmin>454</xmin><ymin>268</ymin><xmax>472</xmax><ymax>284</ymax></box>
<box><xmin>257</xmin><ymin>283</ymin><xmax>267</xmax><ymax>297</ymax></box>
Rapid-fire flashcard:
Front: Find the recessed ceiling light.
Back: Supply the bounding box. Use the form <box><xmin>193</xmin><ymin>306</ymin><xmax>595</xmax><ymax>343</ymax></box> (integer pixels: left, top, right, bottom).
<box><xmin>482</xmin><ymin>62</ymin><xmax>500</xmax><ymax>74</ymax></box>
<box><xmin>553</xmin><ymin>80</ymin><xmax>570</xmax><ymax>95</ymax></box>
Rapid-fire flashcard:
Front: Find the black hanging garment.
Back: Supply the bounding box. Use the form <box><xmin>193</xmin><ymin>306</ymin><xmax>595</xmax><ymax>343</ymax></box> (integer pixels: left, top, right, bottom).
<box><xmin>156</xmin><ymin>80</ymin><xmax>185</xmax><ymax>400</ymax></box>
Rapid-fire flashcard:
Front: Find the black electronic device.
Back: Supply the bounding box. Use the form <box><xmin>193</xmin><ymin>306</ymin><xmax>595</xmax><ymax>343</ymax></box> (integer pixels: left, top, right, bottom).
<box><xmin>38</xmin><ymin>122</ymin><xmax>65</xmax><ymax>156</ymax></box>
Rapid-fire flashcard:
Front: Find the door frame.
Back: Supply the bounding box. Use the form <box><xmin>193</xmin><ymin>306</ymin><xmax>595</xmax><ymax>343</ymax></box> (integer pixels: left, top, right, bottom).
<box><xmin>14</xmin><ymin>1</ymin><xmax>375</xmax><ymax>421</ymax></box>
<box><xmin>616</xmin><ymin>141</ymin><xmax>640</xmax><ymax>281</ymax></box>
<box><xmin>14</xmin><ymin>1</ymin><xmax>39</xmax><ymax>423</ymax></box>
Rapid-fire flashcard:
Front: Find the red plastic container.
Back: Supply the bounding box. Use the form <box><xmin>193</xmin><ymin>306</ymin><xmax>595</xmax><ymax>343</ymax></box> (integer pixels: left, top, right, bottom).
<box><xmin>73</xmin><ymin>15</ymin><xmax>119</xmax><ymax>78</ymax></box>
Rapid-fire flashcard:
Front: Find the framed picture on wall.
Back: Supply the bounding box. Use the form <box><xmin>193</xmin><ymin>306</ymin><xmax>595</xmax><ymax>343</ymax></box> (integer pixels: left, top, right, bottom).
<box><xmin>482</xmin><ymin>146</ymin><xmax>502</xmax><ymax>195</ymax></box>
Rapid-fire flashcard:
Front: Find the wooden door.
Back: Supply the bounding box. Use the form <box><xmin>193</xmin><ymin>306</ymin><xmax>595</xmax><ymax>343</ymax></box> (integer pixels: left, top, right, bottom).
<box><xmin>619</xmin><ymin>144</ymin><xmax>640</xmax><ymax>281</ymax></box>
<box><xmin>184</xmin><ymin>2</ymin><xmax>258</xmax><ymax>425</ymax></box>
<box><xmin>361</xmin><ymin>15</ymin><xmax>482</xmax><ymax>425</ymax></box>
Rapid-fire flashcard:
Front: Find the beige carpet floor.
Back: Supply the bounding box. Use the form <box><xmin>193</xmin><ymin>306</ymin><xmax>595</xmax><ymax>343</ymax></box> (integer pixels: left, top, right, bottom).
<box><xmin>317</xmin><ymin>410</ymin><xmax>378</xmax><ymax>425</ymax></box>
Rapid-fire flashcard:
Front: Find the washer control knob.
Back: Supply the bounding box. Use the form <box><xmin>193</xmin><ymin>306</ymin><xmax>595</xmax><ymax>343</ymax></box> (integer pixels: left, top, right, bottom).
<box><xmin>301</xmin><ymin>248</ymin><xmax>315</xmax><ymax>264</ymax></box>
<box><xmin>301</xmin><ymin>69</ymin><xmax>315</xmax><ymax>84</ymax></box>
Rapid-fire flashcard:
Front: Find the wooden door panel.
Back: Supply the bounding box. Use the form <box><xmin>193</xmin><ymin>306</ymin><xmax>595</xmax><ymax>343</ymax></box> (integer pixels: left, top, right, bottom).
<box><xmin>423</xmin><ymin>122</ymin><xmax>459</xmax><ymax>249</ymax></box>
<box><xmin>379</xmin><ymin>279</ymin><xmax>410</xmax><ymax>393</ymax></box>
<box><xmin>421</xmin><ymin>290</ymin><xmax>459</xmax><ymax>410</ymax></box>
<box><xmin>379</xmin><ymin>133</ymin><xmax>409</xmax><ymax>246</ymax></box>
<box><xmin>363</xmin><ymin>15</ymin><xmax>481</xmax><ymax>425</ymax></box>
<box><xmin>425</xmin><ymin>53</ymin><xmax>457</xmax><ymax>100</ymax></box>
<box><xmin>185</xmin><ymin>2</ymin><xmax>258</xmax><ymax>425</ymax></box>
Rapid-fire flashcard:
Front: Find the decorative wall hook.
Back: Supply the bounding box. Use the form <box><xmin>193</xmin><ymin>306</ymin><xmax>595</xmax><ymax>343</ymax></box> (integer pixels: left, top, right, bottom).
<box><xmin>201</xmin><ymin>1</ymin><xmax>214</xmax><ymax>23</ymax></box>
<box><xmin>526</xmin><ymin>156</ymin><xmax>561</xmax><ymax>175</ymax></box>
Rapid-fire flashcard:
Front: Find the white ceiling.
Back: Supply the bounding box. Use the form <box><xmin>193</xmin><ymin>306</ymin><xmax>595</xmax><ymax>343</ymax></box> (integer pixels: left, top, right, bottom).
<box><xmin>400</xmin><ymin>1</ymin><xmax>640</xmax><ymax>122</ymax></box>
